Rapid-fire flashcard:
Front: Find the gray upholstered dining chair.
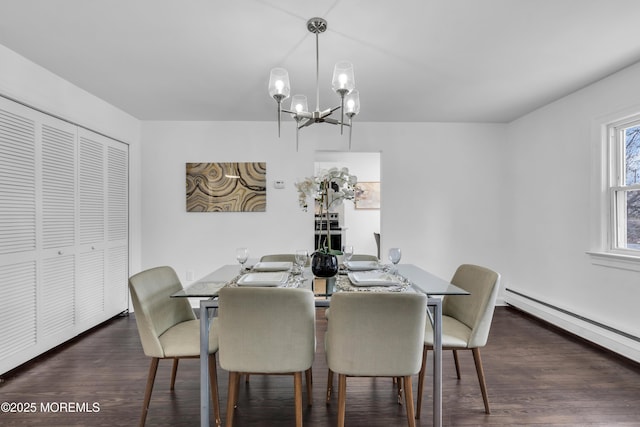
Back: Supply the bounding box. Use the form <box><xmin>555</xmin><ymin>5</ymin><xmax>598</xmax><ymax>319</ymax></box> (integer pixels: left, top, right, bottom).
<box><xmin>128</xmin><ymin>266</ymin><xmax>221</xmax><ymax>427</ymax></box>
<box><xmin>247</xmin><ymin>253</ymin><xmax>310</xmax><ymax>384</ymax></box>
<box><xmin>325</xmin><ymin>292</ymin><xmax>427</xmax><ymax>427</ymax></box>
<box><xmin>416</xmin><ymin>264</ymin><xmax>500</xmax><ymax>417</ymax></box>
<box><xmin>218</xmin><ymin>287</ymin><xmax>316</xmax><ymax>427</ymax></box>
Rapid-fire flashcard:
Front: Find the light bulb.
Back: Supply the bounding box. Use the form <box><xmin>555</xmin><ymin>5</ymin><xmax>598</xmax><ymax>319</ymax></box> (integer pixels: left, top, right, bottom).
<box><xmin>346</xmin><ymin>99</ymin><xmax>355</xmax><ymax>111</ymax></box>
<box><xmin>269</xmin><ymin>68</ymin><xmax>290</xmax><ymax>100</ymax></box>
<box><xmin>295</xmin><ymin>103</ymin><xmax>304</xmax><ymax>113</ymax></box>
<box><xmin>339</xmin><ymin>74</ymin><xmax>348</xmax><ymax>88</ymax></box>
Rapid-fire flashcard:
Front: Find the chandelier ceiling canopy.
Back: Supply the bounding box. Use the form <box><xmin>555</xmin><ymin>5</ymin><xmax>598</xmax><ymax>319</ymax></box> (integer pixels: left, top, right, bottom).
<box><xmin>268</xmin><ymin>17</ymin><xmax>360</xmax><ymax>150</ymax></box>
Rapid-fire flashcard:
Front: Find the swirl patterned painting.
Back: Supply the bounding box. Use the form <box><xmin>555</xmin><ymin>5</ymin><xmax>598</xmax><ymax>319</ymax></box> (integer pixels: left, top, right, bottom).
<box><xmin>186</xmin><ymin>162</ymin><xmax>266</xmax><ymax>212</ymax></box>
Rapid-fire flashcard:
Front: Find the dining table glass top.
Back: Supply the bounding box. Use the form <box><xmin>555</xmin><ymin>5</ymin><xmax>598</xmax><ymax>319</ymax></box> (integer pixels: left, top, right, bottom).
<box><xmin>171</xmin><ymin>263</ymin><xmax>468</xmax><ymax>298</ymax></box>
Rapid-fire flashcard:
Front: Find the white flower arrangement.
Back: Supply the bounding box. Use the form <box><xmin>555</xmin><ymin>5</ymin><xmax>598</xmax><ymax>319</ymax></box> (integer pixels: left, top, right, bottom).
<box><xmin>295</xmin><ymin>167</ymin><xmax>358</xmax><ymax>254</ymax></box>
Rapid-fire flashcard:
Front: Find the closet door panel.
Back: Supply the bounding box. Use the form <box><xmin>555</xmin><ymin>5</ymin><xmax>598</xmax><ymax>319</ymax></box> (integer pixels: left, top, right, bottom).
<box><xmin>0</xmin><ymin>261</ymin><xmax>37</xmax><ymax>362</ymax></box>
<box><xmin>107</xmin><ymin>245</ymin><xmax>128</xmax><ymax>311</ymax></box>
<box><xmin>38</xmin><ymin>115</ymin><xmax>78</xmax><ymax>342</ymax></box>
<box><xmin>41</xmin><ymin>255</ymin><xmax>75</xmax><ymax>336</ymax></box>
<box><xmin>0</xmin><ymin>104</ymin><xmax>37</xmax><ymax>257</ymax></box>
<box><xmin>0</xmin><ymin>98</ymin><xmax>38</xmax><ymax>373</ymax></box>
<box><xmin>76</xmin><ymin>130</ymin><xmax>106</xmax><ymax>326</ymax></box>
<box><xmin>77</xmin><ymin>249</ymin><xmax>105</xmax><ymax>323</ymax></box>
<box><xmin>106</xmin><ymin>142</ymin><xmax>128</xmax><ymax>311</ymax></box>
<box><xmin>78</xmin><ymin>133</ymin><xmax>105</xmax><ymax>246</ymax></box>
<box><xmin>41</xmin><ymin>123</ymin><xmax>76</xmax><ymax>250</ymax></box>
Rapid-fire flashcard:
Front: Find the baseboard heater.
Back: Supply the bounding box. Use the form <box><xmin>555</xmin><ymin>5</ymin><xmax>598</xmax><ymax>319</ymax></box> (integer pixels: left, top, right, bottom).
<box><xmin>505</xmin><ymin>288</ymin><xmax>640</xmax><ymax>344</ymax></box>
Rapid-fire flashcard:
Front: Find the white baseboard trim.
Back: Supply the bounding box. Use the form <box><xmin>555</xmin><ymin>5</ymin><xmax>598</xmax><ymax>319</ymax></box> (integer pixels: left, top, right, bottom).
<box><xmin>505</xmin><ymin>288</ymin><xmax>640</xmax><ymax>364</ymax></box>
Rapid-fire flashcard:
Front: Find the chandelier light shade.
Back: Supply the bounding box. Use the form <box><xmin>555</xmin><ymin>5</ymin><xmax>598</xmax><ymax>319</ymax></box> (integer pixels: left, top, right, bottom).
<box><xmin>345</xmin><ymin>90</ymin><xmax>360</xmax><ymax>116</ymax></box>
<box><xmin>268</xmin><ymin>68</ymin><xmax>291</xmax><ymax>137</ymax></box>
<box><xmin>269</xmin><ymin>17</ymin><xmax>360</xmax><ymax>150</ymax></box>
<box><xmin>268</xmin><ymin>68</ymin><xmax>291</xmax><ymax>99</ymax></box>
<box><xmin>332</xmin><ymin>61</ymin><xmax>355</xmax><ymax>94</ymax></box>
<box><xmin>291</xmin><ymin>95</ymin><xmax>309</xmax><ymax>116</ymax></box>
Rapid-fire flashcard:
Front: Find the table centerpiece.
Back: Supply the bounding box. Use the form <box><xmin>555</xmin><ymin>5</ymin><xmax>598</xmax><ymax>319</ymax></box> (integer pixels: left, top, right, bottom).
<box><xmin>295</xmin><ymin>167</ymin><xmax>358</xmax><ymax>277</ymax></box>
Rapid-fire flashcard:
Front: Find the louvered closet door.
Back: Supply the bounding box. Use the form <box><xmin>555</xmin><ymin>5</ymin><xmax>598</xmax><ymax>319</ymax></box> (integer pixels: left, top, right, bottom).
<box><xmin>77</xmin><ymin>129</ymin><xmax>106</xmax><ymax>325</ymax></box>
<box><xmin>39</xmin><ymin>115</ymin><xmax>78</xmax><ymax>342</ymax></box>
<box><xmin>0</xmin><ymin>98</ymin><xmax>38</xmax><ymax>365</ymax></box>
<box><xmin>105</xmin><ymin>140</ymin><xmax>128</xmax><ymax>312</ymax></box>
<box><xmin>76</xmin><ymin>128</ymin><xmax>128</xmax><ymax>326</ymax></box>
<box><xmin>0</xmin><ymin>96</ymin><xmax>129</xmax><ymax>375</ymax></box>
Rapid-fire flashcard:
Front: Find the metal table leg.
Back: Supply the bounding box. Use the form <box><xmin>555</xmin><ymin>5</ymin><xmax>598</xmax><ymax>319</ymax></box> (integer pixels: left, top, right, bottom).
<box><xmin>427</xmin><ymin>296</ymin><xmax>442</xmax><ymax>427</ymax></box>
<box><xmin>200</xmin><ymin>299</ymin><xmax>217</xmax><ymax>427</ymax></box>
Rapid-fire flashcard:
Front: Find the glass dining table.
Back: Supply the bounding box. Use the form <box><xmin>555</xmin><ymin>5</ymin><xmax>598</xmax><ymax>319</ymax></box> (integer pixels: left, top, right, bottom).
<box><xmin>171</xmin><ymin>263</ymin><xmax>468</xmax><ymax>427</ymax></box>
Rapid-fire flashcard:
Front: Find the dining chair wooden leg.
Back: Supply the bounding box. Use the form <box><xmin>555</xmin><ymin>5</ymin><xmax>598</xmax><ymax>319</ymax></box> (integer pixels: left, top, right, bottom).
<box><xmin>416</xmin><ymin>346</ymin><xmax>428</xmax><ymax>419</ymax></box>
<box><xmin>472</xmin><ymin>348</ymin><xmax>491</xmax><ymax>414</ymax></box>
<box><xmin>397</xmin><ymin>376</ymin><xmax>403</xmax><ymax>405</ymax></box>
<box><xmin>208</xmin><ymin>354</ymin><xmax>221</xmax><ymax>427</ymax></box>
<box><xmin>170</xmin><ymin>358</ymin><xmax>179</xmax><ymax>390</ymax></box>
<box><xmin>234</xmin><ymin>371</ymin><xmax>241</xmax><ymax>408</ymax></box>
<box><xmin>140</xmin><ymin>357</ymin><xmax>159</xmax><ymax>427</ymax></box>
<box><xmin>326</xmin><ymin>369</ymin><xmax>334</xmax><ymax>403</ymax></box>
<box><xmin>305</xmin><ymin>368</ymin><xmax>313</xmax><ymax>407</ymax></box>
<box><xmin>453</xmin><ymin>349</ymin><xmax>461</xmax><ymax>379</ymax></box>
<box><xmin>226</xmin><ymin>372</ymin><xmax>239</xmax><ymax>427</ymax></box>
<box><xmin>337</xmin><ymin>374</ymin><xmax>347</xmax><ymax>427</ymax></box>
<box><xmin>294</xmin><ymin>372</ymin><xmax>303</xmax><ymax>427</ymax></box>
<box><xmin>403</xmin><ymin>376</ymin><xmax>416</xmax><ymax>427</ymax></box>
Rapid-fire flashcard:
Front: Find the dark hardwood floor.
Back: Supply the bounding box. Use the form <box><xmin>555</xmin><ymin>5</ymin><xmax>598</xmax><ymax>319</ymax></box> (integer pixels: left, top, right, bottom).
<box><xmin>1</xmin><ymin>306</ymin><xmax>639</xmax><ymax>426</ymax></box>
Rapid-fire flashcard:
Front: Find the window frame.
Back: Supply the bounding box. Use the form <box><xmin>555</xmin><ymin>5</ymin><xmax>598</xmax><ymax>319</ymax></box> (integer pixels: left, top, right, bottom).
<box><xmin>587</xmin><ymin>109</ymin><xmax>640</xmax><ymax>272</ymax></box>
<box><xmin>607</xmin><ymin>116</ymin><xmax>640</xmax><ymax>255</ymax></box>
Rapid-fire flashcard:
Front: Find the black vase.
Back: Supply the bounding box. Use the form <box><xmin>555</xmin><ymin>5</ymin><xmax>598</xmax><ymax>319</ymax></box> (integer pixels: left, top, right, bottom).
<box><xmin>311</xmin><ymin>252</ymin><xmax>339</xmax><ymax>278</ymax></box>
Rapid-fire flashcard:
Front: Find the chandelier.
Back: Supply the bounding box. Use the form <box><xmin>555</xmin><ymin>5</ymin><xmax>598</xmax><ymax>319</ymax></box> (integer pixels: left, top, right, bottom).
<box><xmin>268</xmin><ymin>17</ymin><xmax>360</xmax><ymax>150</ymax></box>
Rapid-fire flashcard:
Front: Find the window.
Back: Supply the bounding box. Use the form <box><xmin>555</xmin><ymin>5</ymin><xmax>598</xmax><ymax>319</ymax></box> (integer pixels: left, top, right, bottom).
<box><xmin>609</xmin><ymin>116</ymin><xmax>640</xmax><ymax>253</ymax></box>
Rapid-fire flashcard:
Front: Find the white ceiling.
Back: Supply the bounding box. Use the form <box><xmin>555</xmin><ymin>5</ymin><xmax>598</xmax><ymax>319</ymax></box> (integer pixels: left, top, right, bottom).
<box><xmin>1</xmin><ymin>0</ymin><xmax>640</xmax><ymax>123</ymax></box>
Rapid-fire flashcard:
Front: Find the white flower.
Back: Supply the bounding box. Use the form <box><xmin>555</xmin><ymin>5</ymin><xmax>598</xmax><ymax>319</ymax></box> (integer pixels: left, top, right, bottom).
<box><xmin>295</xmin><ymin>167</ymin><xmax>358</xmax><ymax>212</ymax></box>
<box><xmin>295</xmin><ymin>167</ymin><xmax>358</xmax><ymax>252</ymax></box>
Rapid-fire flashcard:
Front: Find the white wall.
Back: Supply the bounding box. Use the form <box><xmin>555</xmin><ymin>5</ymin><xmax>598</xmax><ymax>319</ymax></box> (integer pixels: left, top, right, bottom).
<box><xmin>139</xmin><ymin>121</ymin><xmax>507</xmax><ymax>288</ymax></box>
<box><xmin>505</xmin><ymin>61</ymin><xmax>640</xmax><ymax>362</ymax></box>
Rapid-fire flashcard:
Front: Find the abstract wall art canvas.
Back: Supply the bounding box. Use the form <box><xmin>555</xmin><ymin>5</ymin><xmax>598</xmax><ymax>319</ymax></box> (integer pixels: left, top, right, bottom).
<box><xmin>186</xmin><ymin>162</ymin><xmax>266</xmax><ymax>212</ymax></box>
<box><xmin>355</xmin><ymin>181</ymin><xmax>381</xmax><ymax>209</ymax></box>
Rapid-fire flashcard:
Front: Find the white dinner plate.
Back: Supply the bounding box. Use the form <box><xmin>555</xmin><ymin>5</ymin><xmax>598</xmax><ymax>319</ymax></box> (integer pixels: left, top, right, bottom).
<box><xmin>344</xmin><ymin>260</ymin><xmax>380</xmax><ymax>271</ymax></box>
<box><xmin>237</xmin><ymin>272</ymin><xmax>289</xmax><ymax>286</ymax></box>
<box><xmin>252</xmin><ymin>261</ymin><xmax>293</xmax><ymax>272</ymax></box>
<box><xmin>348</xmin><ymin>271</ymin><xmax>400</xmax><ymax>286</ymax></box>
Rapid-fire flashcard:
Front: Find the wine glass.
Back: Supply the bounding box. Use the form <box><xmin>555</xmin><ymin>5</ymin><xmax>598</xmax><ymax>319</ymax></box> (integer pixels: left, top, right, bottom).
<box><xmin>295</xmin><ymin>249</ymin><xmax>308</xmax><ymax>274</ymax></box>
<box><xmin>388</xmin><ymin>247</ymin><xmax>401</xmax><ymax>273</ymax></box>
<box><xmin>236</xmin><ymin>247</ymin><xmax>249</xmax><ymax>273</ymax></box>
<box><xmin>342</xmin><ymin>245</ymin><xmax>354</xmax><ymax>264</ymax></box>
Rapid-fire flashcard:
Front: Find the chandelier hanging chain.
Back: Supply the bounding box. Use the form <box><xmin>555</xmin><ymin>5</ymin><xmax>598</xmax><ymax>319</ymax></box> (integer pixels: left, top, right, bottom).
<box><xmin>268</xmin><ymin>17</ymin><xmax>360</xmax><ymax>150</ymax></box>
